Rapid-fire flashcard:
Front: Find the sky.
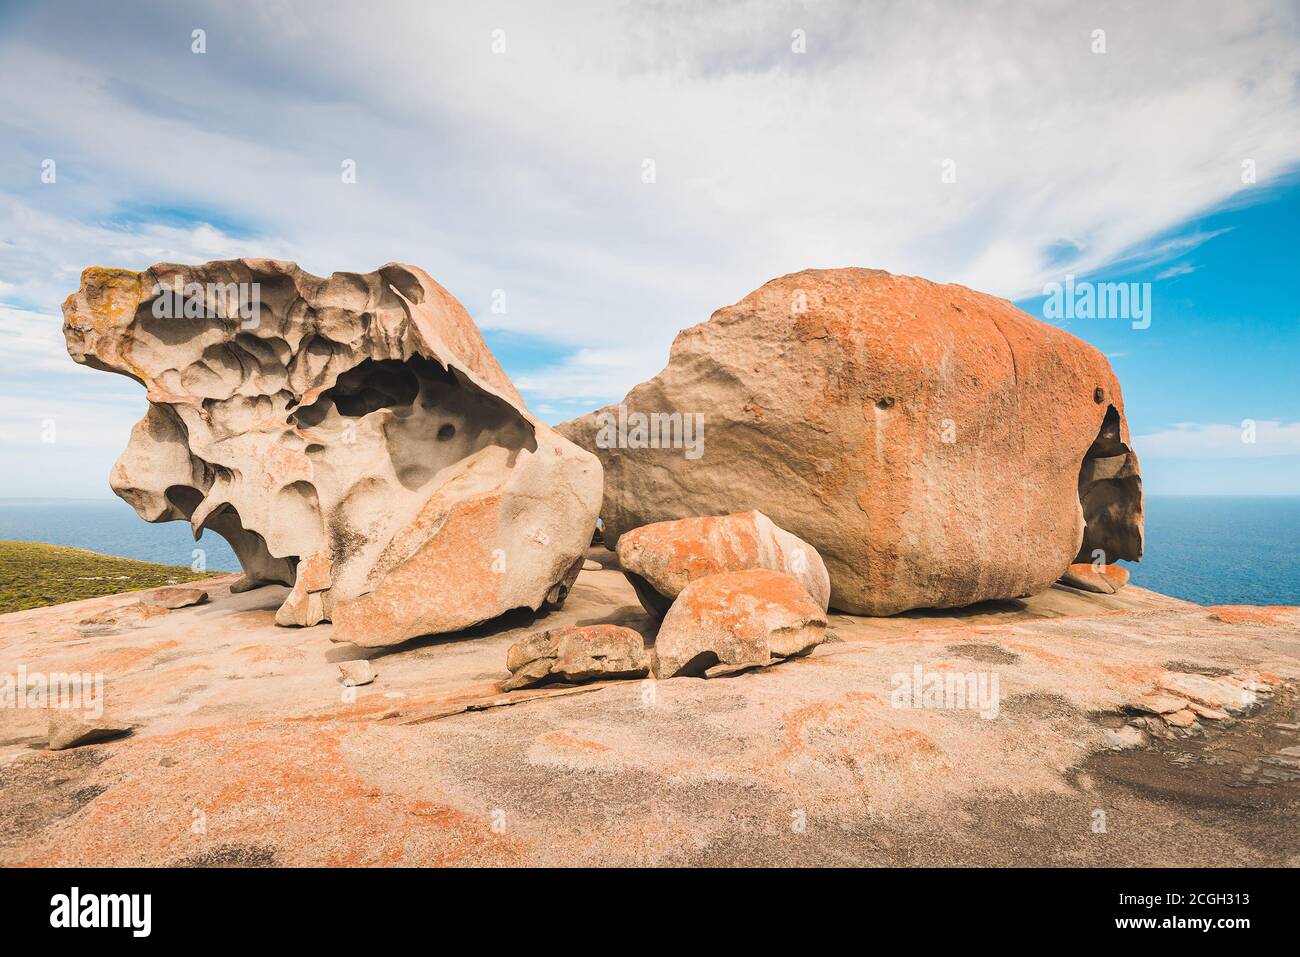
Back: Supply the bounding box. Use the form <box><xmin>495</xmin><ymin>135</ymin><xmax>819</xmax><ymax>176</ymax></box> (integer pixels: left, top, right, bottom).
<box><xmin>0</xmin><ymin>0</ymin><xmax>1296</xmax><ymax>498</ymax></box>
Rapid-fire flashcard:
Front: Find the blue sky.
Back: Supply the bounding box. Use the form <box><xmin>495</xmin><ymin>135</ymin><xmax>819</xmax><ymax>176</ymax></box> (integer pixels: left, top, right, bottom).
<box><xmin>0</xmin><ymin>0</ymin><xmax>1297</xmax><ymax>497</ymax></box>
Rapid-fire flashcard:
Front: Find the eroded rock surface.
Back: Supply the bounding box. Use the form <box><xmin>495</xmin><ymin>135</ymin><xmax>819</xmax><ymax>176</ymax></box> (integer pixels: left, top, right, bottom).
<box><xmin>62</xmin><ymin>260</ymin><xmax>602</xmax><ymax>647</ymax></box>
<box><xmin>561</xmin><ymin>268</ymin><xmax>1144</xmax><ymax>615</ymax></box>
<box><xmin>652</xmin><ymin>569</ymin><xmax>827</xmax><ymax>678</ymax></box>
<box><xmin>616</xmin><ymin>511</ymin><xmax>830</xmax><ymax>616</ymax></box>
<box><xmin>503</xmin><ymin>624</ymin><xmax>650</xmax><ymax>690</ymax></box>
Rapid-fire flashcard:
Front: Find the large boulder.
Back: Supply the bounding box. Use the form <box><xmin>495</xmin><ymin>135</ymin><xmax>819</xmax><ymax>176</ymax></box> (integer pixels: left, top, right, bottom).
<box><xmin>616</xmin><ymin>510</ymin><xmax>830</xmax><ymax>615</ymax></box>
<box><xmin>560</xmin><ymin>268</ymin><xmax>1143</xmax><ymax>615</ymax></box>
<box><xmin>63</xmin><ymin>260</ymin><xmax>602</xmax><ymax>647</ymax></box>
<box><xmin>652</xmin><ymin>569</ymin><xmax>827</xmax><ymax>678</ymax></box>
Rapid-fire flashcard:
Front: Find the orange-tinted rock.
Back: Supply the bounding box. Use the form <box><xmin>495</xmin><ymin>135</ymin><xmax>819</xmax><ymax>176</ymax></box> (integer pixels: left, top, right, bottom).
<box><xmin>63</xmin><ymin>260</ymin><xmax>603</xmax><ymax>647</ymax></box>
<box><xmin>1058</xmin><ymin>563</ymin><xmax>1130</xmax><ymax>594</ymax></box>
<box><xmin>149</xmin><ymin>586</ymin><xmax>209</xmax><ymax>609</ymax></box>
<box><xmin>561</xmin><ymin>268</ymin><xmax>1143</xmax><ymax>614</ymax></box>
<box><xmin>616</xmin><ymin>510</ymin><xmax>830</xmax><ymax>616</ymax></box>
<box><xmin>652</xmin><ymin>569</ymin><xmax>827</xmax><ymax>679</ymax></box>
<box><xmin>503</xmin><ymin>624</ymin><xmax>650</xmax><ymax>690</ymax></box>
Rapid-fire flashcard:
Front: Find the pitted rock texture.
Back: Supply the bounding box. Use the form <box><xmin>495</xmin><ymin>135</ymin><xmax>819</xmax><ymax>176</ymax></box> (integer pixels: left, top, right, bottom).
<box><xmin>652</xmin><ymin>569</ymin><xmax>827</xmax><ymax>679</ymax></box>
<box><xmin>616</xmin><ymin>510</ymin><xmax>830</xmax><ymax>616</ymax></box>
<box><xmin>503</xmin><ymin>624</ymin><xmax>650</xmax><ymax>690</ymax></box>
<box><xmin>62</xmin><ymin>260</ymin><xmax>602</xmax><ymax>647</ymax></box>
<box><xmin>561</xmin><ymin>268</ymin><xmax>1144</xmax><ymax>615</ymax></box>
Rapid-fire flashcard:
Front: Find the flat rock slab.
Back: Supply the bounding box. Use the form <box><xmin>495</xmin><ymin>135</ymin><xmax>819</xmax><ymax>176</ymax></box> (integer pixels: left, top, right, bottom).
<box><xmin>0</xmin><ymin>568</ymin><xmax>1297</xmax><ymax>866</ymax></box>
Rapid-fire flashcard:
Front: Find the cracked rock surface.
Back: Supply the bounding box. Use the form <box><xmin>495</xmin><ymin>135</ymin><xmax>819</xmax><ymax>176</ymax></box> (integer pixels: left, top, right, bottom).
<box><xmin>616</xmin><ymin>511</ymin><xmax>830</xmax><ymax>616</ymax></box>
<box><xmin>62</xmin><ymin>259</ymin><xmax>602</xmax><ymax>647</ymax></box>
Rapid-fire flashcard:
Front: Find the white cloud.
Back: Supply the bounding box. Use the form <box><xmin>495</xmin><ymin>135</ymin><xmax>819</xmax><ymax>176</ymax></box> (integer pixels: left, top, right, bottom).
<box><xmin>1155</xmin><ymin>262</ymin><xmax>1197</xmax><ymax>280</ymax></box>
<box><xmin>0</xmin><ymin>392</ymin><xmax>143</xmax><ymax>450</ymax></box>
<box><xmin>1134</xmin><ymin>421</ymin><xmax>1300</xmax><ymax>459</ymax></box>
<box><xmin>514</xmin><ymin>347</ymin><xmax>670</xmax><ymax>406</ymax></box>
<box><xmin>1</xmin><ymin>0</ymin><xmax>1299</xmax><ymax>472</ymax></box>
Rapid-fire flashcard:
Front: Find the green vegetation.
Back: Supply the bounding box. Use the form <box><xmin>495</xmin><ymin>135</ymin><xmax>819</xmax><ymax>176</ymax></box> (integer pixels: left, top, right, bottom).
<box><xmin>0</xmin><ymin>540</ymin><xmax>219</xmax><ymax>615</ymax></box>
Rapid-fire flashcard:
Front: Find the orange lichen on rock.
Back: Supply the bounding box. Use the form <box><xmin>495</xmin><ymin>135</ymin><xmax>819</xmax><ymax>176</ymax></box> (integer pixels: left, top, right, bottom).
<box><xmin>561</xmin><ymin>268</ymin><xmax>1144</xmax><ymax>615</ymax></box>
<box><xmin>653</xmin><ymin>569</ymin><xmax>827</xmax><ymax>678</ymax></box>
<box><xmin>616</xmin><ymin>510</ymin><xmax>831</xmax><ymax>615</ymax></box>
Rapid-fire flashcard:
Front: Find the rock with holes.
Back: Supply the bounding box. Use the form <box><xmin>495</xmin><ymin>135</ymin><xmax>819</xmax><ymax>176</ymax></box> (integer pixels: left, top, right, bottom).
<box><xmin>652</xmin><ymin>569</ymin><xmax>827</xmax><ymax>678</ymax></box>
<box><xmin>616</xmin><ymin>510</ymin><xmax>830</xmax><ymax>616</ymax></box>
<box><xmin>502</xmin><ymin>624</ymin><xmax>650</xmax><ymax>690</ymax></box>
<box><xmin>560</xmin><ymin>268</ymin><xmax>1143</xmax><ymax>614</ymax></box>
<box><xmin>62</xmin><ymin>260</ymin><xmax>603</xmax><ymax>647</ymax></box>
<box><xmin>1059</xmin><ymin>562</ymin><xmax>1130</xmax><ymax>594</ymax></box>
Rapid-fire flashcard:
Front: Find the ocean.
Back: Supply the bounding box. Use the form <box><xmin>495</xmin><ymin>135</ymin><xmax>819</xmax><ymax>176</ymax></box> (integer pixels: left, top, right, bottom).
<box><xmin>0</xmin><ymin>496</ymin><xmax>1296</xmax><ymax>606</ymax></box>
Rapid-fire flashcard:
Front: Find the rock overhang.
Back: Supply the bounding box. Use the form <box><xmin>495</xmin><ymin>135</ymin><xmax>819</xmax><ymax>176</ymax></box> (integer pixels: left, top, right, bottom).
<box><xmin>62</xmin><ymin>258</ymin><xmax>603</xmax><ymax>647</ymax></box>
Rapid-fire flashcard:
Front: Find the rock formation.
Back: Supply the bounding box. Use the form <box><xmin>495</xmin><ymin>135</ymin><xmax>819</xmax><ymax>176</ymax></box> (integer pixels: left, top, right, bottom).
<box><xmin>1059</xmin><ymin>562</ymin><xmax>1130</xmax><ymax>594</ymax></box>
<box><xmin>561</xmin><ymin>268</ymin><xmax>1143</xmax><ymax>615</ymax></box>
<box><xmin>652</xmin><ymin>569</ymin><xmax>827</xmax><ymax>678</ymax></box>
<box><xmin>62</xmin><ymin>260</ymin><xmax>602</xmax><ymax>647</ymax></box>
<box><xmin>616</xmin><ymin>510</ymin><xmax>830</xmax><ymax>616</ymax></box>
<box><xmin>503</xmin><ymin>624</ymin><xmax>650</xmax><ymax>690</ymax></box>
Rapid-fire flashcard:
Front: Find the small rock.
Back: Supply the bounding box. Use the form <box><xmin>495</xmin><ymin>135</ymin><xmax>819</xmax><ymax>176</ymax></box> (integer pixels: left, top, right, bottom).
<box><xmin>1103</xmin><ymin>725</ymin><xmax>1149</xmax><ymax>750</ymax></box>
<box><xmin>339</xmin><ymin>660</ymin><xmax>375</xmax><ymax>687</ymax></box>
<box><xmin>503</xmin><ymin>624</ymin><xmax>650</xmax><ymax>691</ymax></box>
<box><xmin>1058</xmin><ymin>563</ymin><xmax>1130</xmax><ymax>594</ymax></box>
<box><xmin>1163</xmin><ymin>708</ymin><xmax>1199</xmax><ymax>729</ymax></box>
<box><xmin>582</xmin><ymin>559</ymin><xmax>602</xmax><ymax>571</ymax></box>
<box><xmin>617</xmin><ymin>511</ymin><xmax>831</xmax><ymax>617</ymax></box>
<box><xmin>1186</xmin><ymin>701</ymin><xmax>1231</xmax><ymax>721</ymax></box>
<box><xmin>48</xmin><ymin>711</ymin><xmax>133</xmax><ymax>750</ymax></box>
<box><xmin>149</xmin><ymin>586</ymin><xmax>210</xmax><ymax>609</ymax></box>
<box><xmin>652</xmin><ymin>569</ymin><xmax>827</xmax><ymax>679</ymax></box>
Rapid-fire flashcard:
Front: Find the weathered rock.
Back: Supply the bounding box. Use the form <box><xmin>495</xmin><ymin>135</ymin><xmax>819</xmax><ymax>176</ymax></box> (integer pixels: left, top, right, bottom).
<box><xmin>560</xmin><ymin>268</ymin><xmax>1143</xmax><ymax>614</ymax></box>
<box><xmin>1103</xmin><ymin>724</ymin><xmax>1150</xmax><ymax>750</ymax></box>
<box><xmin>582</xmin><ymin>559</ymin><xmax>602</xmax><ymax>571</ymax></box>
<box><xmin>80</xmin><ymin>603</ymin><xmax>171</xmax><ymax>627</ymax></box>
<box><xmin>652</xmin><ymin>569</ymin><xmax>827</xmax><ymax>679</ymax></box>
<box><xmin>48</xmin><ymin>711</ymin><xmax>133</xmax><ymax>751</ymax></box>
<box><xmin>63</xmin><ymin>260</ymin><xmax>603</xmax><ymax>647</ymax></box>
<box><xmin>1059</xmin><ymin>562</ymin><xmax>1130</xmax><ymax>594</ymax></box>
<box><xmin>148</xmin><ymin>586</ymin><xmax>209</xmax><ymax>609</ymax></box>
<box><xmin>1162</xmin><ymin>708</ymin><xmax>1199</xmax><ymax>729</ymax></box>
<box><xmin>615</xmin><ymin>511</ymin><xmax>830</xmax><ymax>617</ymax></box>
<box><xmin>339</xmin><ymin>660</ymin><xmax>375</xmax><ymax>687</ymax></box>
<box><xmin>1128</xmin><ymin>692</ymin><xmax>1190</xmax><ymax>715</ymax></box>
<box><xmin>502</xmin><ymin>624</ymin><xmax>650</xmax><ymax>691</ymax></box>
<box><xmin>1158</xmin><ymin>672</ymin><xmax>1258</xmax><ymax>712</ymax></box>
